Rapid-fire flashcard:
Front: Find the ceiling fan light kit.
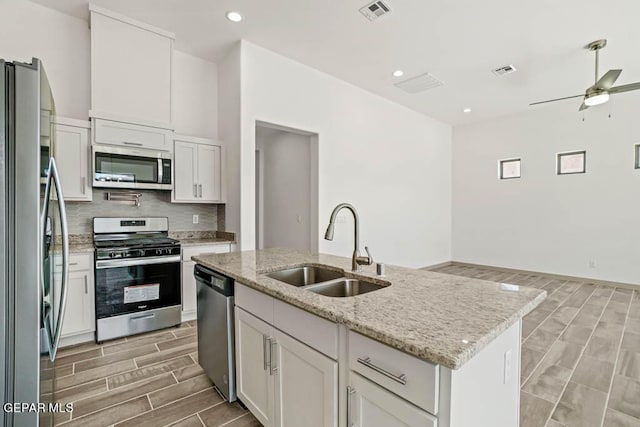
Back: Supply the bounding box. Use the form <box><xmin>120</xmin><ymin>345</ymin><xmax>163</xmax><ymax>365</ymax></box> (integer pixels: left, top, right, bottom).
<box><xmin>530</xmin><ymin>39</ymin><xmax>640</xmax><ymax>111</ymax></box>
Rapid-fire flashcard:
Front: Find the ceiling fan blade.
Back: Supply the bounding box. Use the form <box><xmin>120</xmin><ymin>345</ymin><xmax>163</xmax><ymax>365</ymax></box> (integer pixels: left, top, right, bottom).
<box><xmin>530</xmin><ymin>94</ymin><xmax>584</xmax><ymax>106</ymax></box>
<box><xmin>595</xmin><ymin>69</ymin><xmax>622</xmax><ymax>90</ymax></box>
<box><xmin>579</xmin><ymin>102</ymin><xmax>589</xmax><ymax>111</ymax></box>
<box><xmin>610</xmin><ymin>82</ymin><xmax>640</xmax><ymax>94</ymax></box>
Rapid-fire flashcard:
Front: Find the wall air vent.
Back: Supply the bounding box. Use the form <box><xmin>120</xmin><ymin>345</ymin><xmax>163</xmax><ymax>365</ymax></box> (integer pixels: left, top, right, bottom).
<box><xmin>492</xmin><ymin>65</ymin><xmax>517</xmax><ymax>76</ymax></box>
<box><xmin>394</xmin><ymin>72</ymin><xmax>444</xmax><ymax>94</ymax></box>
<box><xmin>360</xmin><ymin>0</ymin><xmax>392</xmax><ymax>21</ymax></box>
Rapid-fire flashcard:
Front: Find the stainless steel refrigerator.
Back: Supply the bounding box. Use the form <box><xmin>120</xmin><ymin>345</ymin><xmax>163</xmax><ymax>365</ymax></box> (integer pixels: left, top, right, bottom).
<box><xmin>1</xmin><ymin>58</ymin><xmax>70</xmax><ymax>427</ymax></box>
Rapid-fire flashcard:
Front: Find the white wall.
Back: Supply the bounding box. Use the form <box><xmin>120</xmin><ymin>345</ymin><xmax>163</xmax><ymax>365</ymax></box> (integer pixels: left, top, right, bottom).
<box><xmin>227</xmin><ymin>41</ymin><xmax>452</xmax><ymax>268</ymax></box>
<box><xmin>256</xmin><ymin>126</ymin><xmax>312</xmax><ymax>251</ymax></box>
<box><xmin>172</xmin><ymin>50</ymin><xmax>218</xmax><ymax>137</ymax></box>
<box><xmin>453</xmin><ymin>95</ymin><xmax>640</xmax><ymax>285</ymax></box>
<box><xmin>0</xmin><ymin>0</ymin><xmax>91</xmax><ymax>120</ymax></box>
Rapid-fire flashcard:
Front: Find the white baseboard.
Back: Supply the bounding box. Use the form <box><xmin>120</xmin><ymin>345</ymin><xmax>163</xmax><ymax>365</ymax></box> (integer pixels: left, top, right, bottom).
<box><xmin>59</xmin><ymin>331</ymin><xmax>95</xmax><ymax>348</ymax></box>
<box><xmin>181</xmin><ymin>311</ymin><xmax>197</xmax><ymax>322</ymax></box>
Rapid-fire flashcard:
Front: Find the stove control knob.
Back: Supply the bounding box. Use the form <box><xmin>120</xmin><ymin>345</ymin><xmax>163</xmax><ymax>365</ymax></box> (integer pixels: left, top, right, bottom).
<box><xmin>139</xmin><ymin>250</ymin><xmax>145</xmax><ymax>257</ymax></box>
<box><xmin>164</xmin><ymin>248</ymin><xmax>172</xmax><ymax>255</ymax></box>
<box><xmin>109</xmin><ymin>252</ymin><xmax>116</xmax><ymax>258</ymax></box>
<box><xmin>156</xmin><ymin>249</ymin><xmax>162</xmax><ymax>256</ymax></box>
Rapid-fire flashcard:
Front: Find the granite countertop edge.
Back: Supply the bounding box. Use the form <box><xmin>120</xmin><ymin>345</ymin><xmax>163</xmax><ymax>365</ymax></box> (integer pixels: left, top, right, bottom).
<box><xmin>192</xmin><ymin>249</ymin><xmax>547</xmax><ymax>370</ymax></box>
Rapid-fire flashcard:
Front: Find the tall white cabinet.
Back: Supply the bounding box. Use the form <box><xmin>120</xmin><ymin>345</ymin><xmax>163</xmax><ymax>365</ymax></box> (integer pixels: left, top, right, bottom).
<box><xmin>173</xmin><ymin>135</ymin><xmax>225</xmax><ymax>203</ymax></box>
<box><xmin>89</xmin><ymin>5</ymin><xmax>174</xmax><ymax>128</ymax></box>
<box><xmin>53</xmin><ymin>118</ymin><xmax>91</xmax><ymax>202</ymax></box>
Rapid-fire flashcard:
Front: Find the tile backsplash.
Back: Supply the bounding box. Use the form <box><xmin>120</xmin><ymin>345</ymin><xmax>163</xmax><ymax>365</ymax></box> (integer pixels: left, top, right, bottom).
<box><xmin>66</xmin><ymin>189</ymin><xmax>225</xmax><ymax>234</ymax></box>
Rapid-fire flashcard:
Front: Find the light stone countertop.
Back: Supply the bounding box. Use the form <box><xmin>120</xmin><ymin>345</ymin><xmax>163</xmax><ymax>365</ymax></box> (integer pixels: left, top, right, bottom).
<box><xmin>192</xmin><ymin>248</ymin><xmax>546</xmax><ymax>370</ymax></box>
<box><xmin>69</xmin><ymin>243</ymin><xmax>95</xmax><ymax>254</ymax></box>
<box><xmin>179</xmin><ymin>238</ymin><xmax>235</xmax><ymax>247</ymax></box>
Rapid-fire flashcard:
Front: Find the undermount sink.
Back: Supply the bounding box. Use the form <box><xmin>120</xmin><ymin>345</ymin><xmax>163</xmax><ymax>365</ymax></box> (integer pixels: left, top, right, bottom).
<box><xmin>265</xmin><ymin>266</ymin><xmax>344</xmax><ymax>287</ymax></box>
<box><xmin>305</xmin><ymin>279</ymin><xmax>386</xmax><ymax>297</ymax></box>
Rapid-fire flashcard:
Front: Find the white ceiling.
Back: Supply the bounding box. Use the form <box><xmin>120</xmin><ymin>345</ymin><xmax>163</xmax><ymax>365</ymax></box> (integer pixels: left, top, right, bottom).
<box><xmin>31</xmin><ymin>0</ymin><xmax>640</xmax><ymax>126</ymax></box>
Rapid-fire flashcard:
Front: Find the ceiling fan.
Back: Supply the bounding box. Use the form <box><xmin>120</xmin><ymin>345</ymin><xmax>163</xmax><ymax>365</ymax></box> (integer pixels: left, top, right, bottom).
<box><xmin>530</xmin><ymin>39</ymin><xmax>640</xmax><ymax>111</ymax></box>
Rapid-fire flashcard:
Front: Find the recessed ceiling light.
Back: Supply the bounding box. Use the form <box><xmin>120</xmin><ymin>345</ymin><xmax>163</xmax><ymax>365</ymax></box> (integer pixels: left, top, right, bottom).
<box><xmin>392</xmin><ymin>70</ymin><xmax>404</xmax><ymax>78</ymax></box>
<box><xmin>226</xmin><ymin>11</ymin><xmax>243</xmax><ymax>22</ymax></box>
<box><xmin>463</xmin><ymin>108</ymin><xmax>472</xmax><ymax>113</ymax></box>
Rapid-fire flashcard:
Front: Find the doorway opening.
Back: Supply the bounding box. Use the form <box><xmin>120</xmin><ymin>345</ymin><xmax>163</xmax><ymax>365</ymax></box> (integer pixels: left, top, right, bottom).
<box><xmin>255</xmin><ymin>121</ymin><xmax>318</xmax><ymax>251</ymax></box>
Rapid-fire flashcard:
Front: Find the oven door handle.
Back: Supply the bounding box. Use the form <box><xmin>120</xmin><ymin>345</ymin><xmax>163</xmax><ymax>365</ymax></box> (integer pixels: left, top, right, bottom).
<box><xmin>96</xmin><ymin>255</ymin><xmax>181</xmax><ymax>269</ymax></box>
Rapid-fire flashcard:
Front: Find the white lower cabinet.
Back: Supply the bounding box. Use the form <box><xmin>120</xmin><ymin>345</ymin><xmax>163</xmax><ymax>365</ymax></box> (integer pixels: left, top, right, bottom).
<box><xmin>236</xmin><ymin>308</ymin><xmax>275</xmax><ymax>426</ymax></box>
<box><xmin>272</xmin><ymin>328</ymin><xmax>338</xmax><ymax>427</ymax></box>
<box><xmin>235</xmin><ymin>307</ymin><xmax>338</xmax><ymax>427</ymax></box>
<box><xmin>348</xmin><ymin>372</ymin><xmax>437</xmax><ymax>427</ymax></box>
<box><xmin>61</xmin><ymin>254</ymin><xmax>95</xmax><ymax>338</ymax></box>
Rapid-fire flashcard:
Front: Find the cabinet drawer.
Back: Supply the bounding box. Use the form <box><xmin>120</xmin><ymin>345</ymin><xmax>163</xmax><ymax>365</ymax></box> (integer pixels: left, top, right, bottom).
<box><xmin>93</xmin><ymin>119</ymin><xmax>172</xmax><ymax>151</ymax></box>
<box><xmin>235</xmin><ymin>282</ymin><xmax>274</xmax><ymax>324</ymax></box>
<box><xmin>348</xmin><ymin>330</ymin><xmax>439</xmax><ymax>415</ymax></box>
<box><xmin>273</xmin><ymin>299</ymin><xmax>338</xmax><ymax>360</ymax></box>
<box><xmin>182</xmin><ymin>244</ymin><xmax>230</xmax><ymax>261</ymax></box>
<box><xmin>57</xmin><ymin>254</ymin><xmax>92</xmax><ymax>272</ymax></box>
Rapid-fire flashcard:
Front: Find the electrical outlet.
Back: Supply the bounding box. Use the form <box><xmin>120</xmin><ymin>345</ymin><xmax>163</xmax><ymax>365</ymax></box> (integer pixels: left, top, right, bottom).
<box><xmin>296</xmin><ymin>215</ymin><xmax>302</xmax><ymax>223</ymax></box>
<box><xmin>589</xmin><ymin>260</ymin><xmax>596</xmax><ymax>269</ymax></box>
<box><xmin>503</xmin><ymin>349</ymin><xmax>512</xmax><ymax>384</ymax></box>
<box><xmin>192</xmin><ymin>215</ymin><xmax>199</xmax><ymax>224</ymax></box>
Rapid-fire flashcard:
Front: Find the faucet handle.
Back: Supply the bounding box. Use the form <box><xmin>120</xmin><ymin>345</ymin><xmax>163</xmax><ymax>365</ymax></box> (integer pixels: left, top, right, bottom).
<box><xmin>364</xmin><ymin>246</ymin><xmax>374</xmax><ymax>265</ymax></box>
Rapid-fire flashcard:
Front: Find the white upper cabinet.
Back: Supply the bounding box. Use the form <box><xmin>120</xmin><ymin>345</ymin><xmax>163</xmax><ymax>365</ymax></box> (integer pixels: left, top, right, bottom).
<box><xmin>53</xmin><ymin>117</ymin><xmax>91</xmax><ymax>202</ymax></box>
<box><xmin>172</xmin><ymin>135</ymin><xmax>225</xmax><ymax>203</ymax></box>
<box><xmin>90</xmin><ymin>5</ymin><xmax>174</xmax><ymax>129</ymax></box>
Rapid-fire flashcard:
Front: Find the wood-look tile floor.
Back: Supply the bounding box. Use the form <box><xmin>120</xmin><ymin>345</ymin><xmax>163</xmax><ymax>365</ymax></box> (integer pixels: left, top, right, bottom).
<box><xmin>54</xmin><ymin>321</ymin><xmax>260</xmax><ymax>427</ymax></box>
<box><xmin>432</xmin><ymin>264</ymin><xmax>640</xmax><ymax>427</ymax></box>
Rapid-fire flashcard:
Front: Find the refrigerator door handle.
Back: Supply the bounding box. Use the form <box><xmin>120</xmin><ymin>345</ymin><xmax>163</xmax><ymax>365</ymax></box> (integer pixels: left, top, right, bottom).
<box><xmin>43</xmin><ymin>157</ymin><xmax>69</xmax><ymax>360</ymax></box>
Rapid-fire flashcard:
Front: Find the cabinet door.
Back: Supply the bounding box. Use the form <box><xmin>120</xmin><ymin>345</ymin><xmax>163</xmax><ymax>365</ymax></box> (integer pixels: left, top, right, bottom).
<box><xmin>197</xmin><ymin>144</ymin><xmax>221</xmax><ymax>202</ymax></box>
<box><xmin>181</xmin><ymin>260</ymin><xmax>196</xmax><ymax>314</ymax></box>
<box><xmin>173</xmin><ymin>140</ymin><xmax>198</xmax><ymax>201</ymax></box>
<box><xmin>236</xmin><ymin>308</ymin><xmax>275</xmax><ymax>427</ymax></box>
<box><xmin>349</xmin><ymin>373</ymin><xmax>437</xmax><ymax>427</ymax></box>
<box><xmin>61</xmin><ymin>271</ymin><xmax>95</xmax><ymax>337</ymax></box>
<box><xmin>273</xmin><ymin>329</ymin><xmax>338</xmax><ymax>427</ymax></box>
<box><xmin>55</xmin><ymin>124</ymin><xmax>91</xmax><ymax>201</ymax></box>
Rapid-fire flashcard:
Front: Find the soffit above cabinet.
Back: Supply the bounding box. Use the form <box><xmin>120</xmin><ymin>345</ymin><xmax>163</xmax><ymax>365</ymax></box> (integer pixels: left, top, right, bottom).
<box><xmin>89</xmin><ymin>4</ymin><xmax>174</xmax><ymax>130</ymax></box>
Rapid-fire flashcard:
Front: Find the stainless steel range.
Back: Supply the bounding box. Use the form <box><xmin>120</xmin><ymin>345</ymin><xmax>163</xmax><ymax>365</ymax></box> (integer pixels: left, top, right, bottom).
<box><xmin>93</xmin><ymin>217</ymin><xmax>181</xmax><ymax>342</ymax></box>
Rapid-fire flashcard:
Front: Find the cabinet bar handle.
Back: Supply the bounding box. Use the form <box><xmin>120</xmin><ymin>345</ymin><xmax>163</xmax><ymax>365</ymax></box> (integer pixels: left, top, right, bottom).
<box><xmin>84</xmin><ymin>275</ymin><xmax>88</xmax><ymax>294</ymax></box>
<box><xmin>347</xmin><ymin>386</ymin><xmax>355</xmax><ymax>427</ymax></box>
<box><xmin>269</xmin><ymin>339</ymin><xmax>278</xmax><ymax>375</ymax></box>
<box><xmin>82</xmin><ymin>177</ymin><xmax>86</xmax><ymax>194</ymax></box>
<box><xmin>357</xmin><ymin>357</ymin><xmax>407</xmax><ymax>385</ymax></box>
<box><xmin>263</xmin><ymin>335</ymin><xmax>269</xmax><ymax>371</ymax></box>
<box><xmin>193</xmin><ymin>184</ymin><xmax>197</xmax><ymax>198</ymax></box>
<box><xmin>123</xmin><ymin>141</ymin><xmax>143</xmax><ymax>147</ymax></box>
<box><xmin>198</xmin><ymin>184</ymin><xmax>202</xmax><ymax>198</ymax></box>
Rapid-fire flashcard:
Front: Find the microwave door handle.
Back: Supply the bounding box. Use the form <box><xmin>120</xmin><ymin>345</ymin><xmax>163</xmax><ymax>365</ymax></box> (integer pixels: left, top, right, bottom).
<box><xmin>48</xmin><ymin>158</ymin><xmax>70</xmax><ymax>361</ymax></box>
<box><xmin>157</xmin><ymin>158</ymin><xmax>163</xmax><ymax>184</ymax></box>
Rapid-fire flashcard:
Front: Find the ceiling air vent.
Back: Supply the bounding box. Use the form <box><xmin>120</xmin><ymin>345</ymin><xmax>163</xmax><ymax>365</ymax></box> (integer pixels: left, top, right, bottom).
<box><xmin>394</xmin><ymin>72</ymin><xmax>444</xmax><ymax>94</ymax></box>
<box><xmin>492</xmin><ymin>64</ymin><xmax>517</xmax><ymax>76</ymax></box>
<box><xmin>360</xmin><ymin>0</ymin><xmax>392</xmax><ymax>21</ymax></box>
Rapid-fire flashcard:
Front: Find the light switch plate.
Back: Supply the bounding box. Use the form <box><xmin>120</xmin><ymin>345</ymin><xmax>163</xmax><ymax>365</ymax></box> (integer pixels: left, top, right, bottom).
<box><xmin>192</xmin><ymin>215</ymin><xmax>199</xmax><ymax>224</ymax></box>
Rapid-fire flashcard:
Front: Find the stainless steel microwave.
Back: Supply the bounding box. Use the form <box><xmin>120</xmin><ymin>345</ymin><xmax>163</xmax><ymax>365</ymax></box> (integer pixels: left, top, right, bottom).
<box><xmin>92</xmin><ymin>145</ymin><xmax>172</xmax><ymax>190</ymax></box>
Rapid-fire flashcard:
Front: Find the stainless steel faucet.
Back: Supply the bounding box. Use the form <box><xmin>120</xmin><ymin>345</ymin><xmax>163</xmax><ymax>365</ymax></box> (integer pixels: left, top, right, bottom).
<box><xmin>324</xmin><ymin>203</ymin><xmax>373</xmax><ymax>272</ymax></box>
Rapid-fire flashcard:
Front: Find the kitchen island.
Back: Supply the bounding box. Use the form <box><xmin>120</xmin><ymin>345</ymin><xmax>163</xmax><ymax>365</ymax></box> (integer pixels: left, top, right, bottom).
<box><xmin>193</xmin><ymin>248</ymin><xmax>546</xmax><ymax>427</ymax></box>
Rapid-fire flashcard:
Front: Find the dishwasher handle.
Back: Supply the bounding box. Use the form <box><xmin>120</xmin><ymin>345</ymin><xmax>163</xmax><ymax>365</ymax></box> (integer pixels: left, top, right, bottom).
<box><xmin>194</xmin><ymin>264</ymin><xmax>234</xmax><ymax>297</ymax></box>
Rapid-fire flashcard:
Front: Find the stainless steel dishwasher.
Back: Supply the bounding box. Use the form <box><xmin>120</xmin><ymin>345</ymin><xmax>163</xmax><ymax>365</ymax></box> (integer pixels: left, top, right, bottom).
<box><xmin>194</xmin><ymin>264</ymin><xmax>237</xmax><ymax>402</ymax></box>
